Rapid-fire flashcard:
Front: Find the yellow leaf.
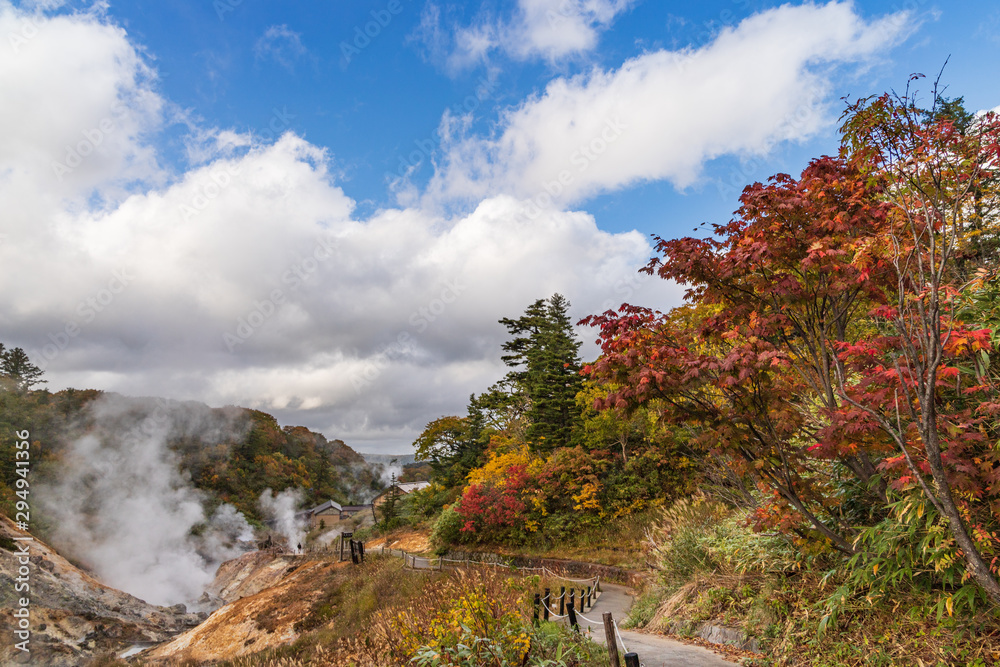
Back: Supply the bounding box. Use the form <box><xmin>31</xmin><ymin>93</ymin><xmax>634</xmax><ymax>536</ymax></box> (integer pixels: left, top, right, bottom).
<box><xmin>873</xmin><ymin>563</ymin><xmax>879</xmax><ymax>576</ymax></box>
<box><xmin>946</xmin><ymin>596</ymin><xmax>953</xmax><ymax>617</ymax></box>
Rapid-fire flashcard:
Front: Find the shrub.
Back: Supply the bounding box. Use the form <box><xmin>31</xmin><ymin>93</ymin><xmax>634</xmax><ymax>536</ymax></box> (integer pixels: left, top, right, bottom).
<box><xmin>431</xmin><ymin>504</ymin><xmax>466</xmax><ymax>551</ymax></box>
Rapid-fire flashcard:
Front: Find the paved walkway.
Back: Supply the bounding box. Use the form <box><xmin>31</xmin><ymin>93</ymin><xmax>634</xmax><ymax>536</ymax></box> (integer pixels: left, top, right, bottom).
<box><xmin>390</xmin><ymin>550</ymin><xmax>739</xmax><ymax>666</ymax></box>
<box><xmin>566</xmin><ymin>583</ymin><xmax>739</xmax><ymax>667</ymax></box>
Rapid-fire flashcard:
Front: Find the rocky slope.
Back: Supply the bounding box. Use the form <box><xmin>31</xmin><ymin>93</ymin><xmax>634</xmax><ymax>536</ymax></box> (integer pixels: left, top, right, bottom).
<box><xmin>141</xmin><ymin>551</ymin><xmax>345</xmax><ymax>664</ymax></box>
<box><xmin>0</xmin><ymin>515</ymin><xmax>200</xmax><ymax>666</ymax></box>
<box><xmin>207</xmin><ymin>546</ymin><xmax>303</xmax><ymax>603</ymax></box>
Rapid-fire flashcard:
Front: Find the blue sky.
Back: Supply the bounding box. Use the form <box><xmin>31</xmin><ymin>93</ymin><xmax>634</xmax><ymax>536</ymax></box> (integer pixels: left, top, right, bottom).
<box><xmin>1</xmin><ymin>0</ymin><xmax>998</xmax><ymax>452</ymax></box>
<box><xmin>105</xmin><ymin>0</ymin><xmax>1000</xmax><ymax>231</ymax></box>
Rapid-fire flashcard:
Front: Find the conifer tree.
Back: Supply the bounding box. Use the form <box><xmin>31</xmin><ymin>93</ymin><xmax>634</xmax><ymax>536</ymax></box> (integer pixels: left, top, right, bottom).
<box><xmin>500</xmin><ymin>294</ymin><xmax>583</xmax><ymax>450</ymax></box>
<box><xmin>0</xmin><ymin>346</ymin><xmax>45</xmax><ymax>392</ymax></box>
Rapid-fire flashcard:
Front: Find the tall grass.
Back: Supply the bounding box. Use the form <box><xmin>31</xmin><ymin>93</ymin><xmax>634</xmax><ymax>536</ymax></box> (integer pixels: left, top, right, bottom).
<box><xmin>630</xmin><ymin>495</ymin><xmax>1000</xmax><ymax>667</ymax></box>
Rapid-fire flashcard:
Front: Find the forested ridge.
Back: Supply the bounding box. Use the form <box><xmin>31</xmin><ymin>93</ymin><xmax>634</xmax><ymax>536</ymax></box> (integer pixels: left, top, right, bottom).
<box><xmin>0</xmin><ymin>387</ymin><xmax>381</xmax><ymax>526</ymax></box>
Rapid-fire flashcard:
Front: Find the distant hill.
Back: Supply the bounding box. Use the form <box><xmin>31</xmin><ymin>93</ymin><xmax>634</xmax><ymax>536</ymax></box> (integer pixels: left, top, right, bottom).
<box><xmin>0</xmin><ymin>388</ymin><xmax>384</xmax><ymax>525</ymax></box>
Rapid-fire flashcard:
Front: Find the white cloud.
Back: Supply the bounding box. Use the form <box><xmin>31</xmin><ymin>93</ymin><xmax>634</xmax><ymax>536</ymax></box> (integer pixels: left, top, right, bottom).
<box><xmin>0</xmin><ymin>3</ymin><xmax>164</xmax><ymax>203</ymax></box>
<box><xmin>0</xmin><ymin>6</ymin><xmax>672</xmax><ymax>454</ymax></box>
<box><xmin>0</xmin><ymin>2</ymin><xmax>913</xmax><ymax>455</ymax></box>
<box><xmin>508</xmin><ymin>0</ymin><xmax>634</xmax><ymax>62</ymax></box>
<box><xmin>423</xmin><ymin>0</ymin><xmax>634</xmax><ymax>69</ymax></box>
<box><xmin>425</xmin><ymin>1</ymin><xmax>914</xmax><ymax>206</ymax></box>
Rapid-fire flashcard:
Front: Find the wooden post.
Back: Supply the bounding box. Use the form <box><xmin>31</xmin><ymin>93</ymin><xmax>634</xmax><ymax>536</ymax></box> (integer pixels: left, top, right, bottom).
<box><xmin>569</xmin><ymin>589</ymin><xmax>575</xmax><ymax>614</ymax></box>
<box><xmin>358</xmin><ymin>541</ymin><xmax>365</xmax><ymax>563</ymax></box>
<box><xmin>567</xmin><ymin>602</ymin><xmax>578</xmax><ymax>632</ymax></box>
<box><xmin>623</xmin><ymin>653</ymin><xmax>640</xmax><ymax>667</ymax></box>
<box><xmin>543</xmin><ymin>588</ymin><xmax>550</xmax><ymax>621</ymax></box>
<box><xmin>559</xmin><ymin>586</ymin><xmax>566</xmax><ymax>615</ymax></box>
<box><xmin>603</xmin><ymin>612</ymin><xmax>621</xmax><ymax>667</ymax></box>
<box><xmin>586</xmin><ymin>585</ymin><xmax>592</xmax><ymax>609</ymax></box>
<box><xmin>533</xmin><ymin>593</ymin><xmax>540</xmax><ymax>625</ymax></box>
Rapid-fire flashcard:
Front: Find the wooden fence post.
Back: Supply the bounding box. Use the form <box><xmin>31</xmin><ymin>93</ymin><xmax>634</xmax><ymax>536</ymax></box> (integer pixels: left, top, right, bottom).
<box><xmin>567</xmin><ymin>602</ymin><xmax>578</xmax><ymax>632</ymax></box>
<box><xmin>559</xmin><ymin>586</ymin><xmax>566</xmax><ymax>615</ymax></box>
<box><xmin>623</xmin><ymin>653</ymin><xmax>640</xmax><ymax>667</ymax></box>
<box><xmin>543</xmin><ymin>588</ymin><xmax>550</xmax><ymax>621</ymax></box>
<box><xmin>569</xmin><ymin>589</ymin><xmax>575</xmax><ymax>614</ymax></box>
<box><xmin>603</xmin><ymin>612</ymin><xmax>621</xmax><ymax>667</ymax></box>
<box><xmin>586</xmin><ymin>585</ymin><xmax>592</xmax><ymax>609</ymax></box>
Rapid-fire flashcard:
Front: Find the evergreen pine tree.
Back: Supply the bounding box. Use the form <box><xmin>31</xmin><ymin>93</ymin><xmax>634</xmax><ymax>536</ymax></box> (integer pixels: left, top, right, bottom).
<box><xmin>499</xmin><ymin>294</ymin><xmax>583</xmax><ymax>450</ymax></box>
<box><xmin>0</xmin><ymin>346</ymin><xmax>45</xmax><ymax>392</ymax></box>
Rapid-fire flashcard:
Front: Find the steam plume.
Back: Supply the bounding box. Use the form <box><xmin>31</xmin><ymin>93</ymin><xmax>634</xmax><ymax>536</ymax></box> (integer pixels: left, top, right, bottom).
<box><xmin>36</xmin><ymin>395</ymin><xmax>253</xmax><ymax>606</ymax></box>
<box><xmin>258</xmin><ymin>488</ymin><xmax>307</xmax><ymax>553</ymax></box>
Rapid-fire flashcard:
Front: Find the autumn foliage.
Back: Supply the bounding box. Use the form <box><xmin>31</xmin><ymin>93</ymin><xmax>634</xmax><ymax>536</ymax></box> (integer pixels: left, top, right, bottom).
<box><xmin>584</xmin><ymin>84</ymin><xmax>1000</xmax><ymax>605</ymax></box>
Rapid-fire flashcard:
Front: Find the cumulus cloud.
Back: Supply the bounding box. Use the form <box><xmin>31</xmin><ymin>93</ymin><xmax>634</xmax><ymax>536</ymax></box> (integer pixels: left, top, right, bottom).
<box><xmin>0</xmin><ymin>4</ymin><xmax>164</xmax><ymax>203</ymax></box>
<box><xmin>0</xmin><ymin>2</ymin><xmax>913</xmax><ymax>457</ymax></box>
<box><xmin>417</xmin><ymin>0</ymin><xmax>633</xmax><ymax>69</ymax></box>
<box><xmin>425</xmin><ymin>1</ymin><xmax>914</xmax><ymax>206</ymax></box>
<box><xmin>0</xmin><ymin>6</ymin><xmax>670</xmax><ymax>454</ymax></box>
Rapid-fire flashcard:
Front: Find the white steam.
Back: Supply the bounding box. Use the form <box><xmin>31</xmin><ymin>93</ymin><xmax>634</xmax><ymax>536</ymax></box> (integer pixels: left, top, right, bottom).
<box><xmin>258</xmin><ymin>488</ymin><xmax>307</xmax><ymax>553</ymax></box>
<box><xmin>316</xmin><ymin>528</ymin><xmax>343</xmax><ymax>547</ymax></box>
<box><xmin>36</xmin><ymin>395</ymin><xmax>254</xmax><ymax>607</ymax></box>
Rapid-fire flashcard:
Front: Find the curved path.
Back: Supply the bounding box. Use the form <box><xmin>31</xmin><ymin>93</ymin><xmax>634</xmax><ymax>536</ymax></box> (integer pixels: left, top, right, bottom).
<box><xmin>390</xmin><ymin>549</ymin><xmax>739</xmax><ymax>666</ymax></box>
<box><xmin>569</xmin><ymin>582</ymin><xmax>738</xmax><ymax>667</ymax></box>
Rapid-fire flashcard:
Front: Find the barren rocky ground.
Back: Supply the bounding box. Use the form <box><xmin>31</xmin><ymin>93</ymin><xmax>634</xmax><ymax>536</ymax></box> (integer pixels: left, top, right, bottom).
<box><xmin>0</xmin><ymin>515</ymin><xmax>200</xmax><ymax>666</ymax></box>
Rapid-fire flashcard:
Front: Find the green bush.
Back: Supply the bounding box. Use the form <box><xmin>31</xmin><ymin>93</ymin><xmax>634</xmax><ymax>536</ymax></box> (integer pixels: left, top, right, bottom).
<box><xmin>430</xmin><ymin>504</ymin><xmax>465</xmax><ymax>552</ymax></box>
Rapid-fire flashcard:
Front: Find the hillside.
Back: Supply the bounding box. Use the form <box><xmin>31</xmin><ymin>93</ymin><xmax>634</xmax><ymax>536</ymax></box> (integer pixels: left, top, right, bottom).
<box><xmin>0</xmin><ymin>514</ymin><xmax>199</xmax><ymax>666</ymax></box>
<box><xmin>0</xmin><ymin>388</ymin><xmax>382</xmax><ymax>526</ymax></box>
<box><xmin>0</xmin><ymin>387</ymin><xmax>384</xmax><ymax>610</ymax></box>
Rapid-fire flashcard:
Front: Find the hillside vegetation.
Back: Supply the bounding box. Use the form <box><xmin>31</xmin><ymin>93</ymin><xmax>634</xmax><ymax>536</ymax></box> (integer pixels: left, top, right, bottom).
<box><xmin>387</xmin><ymin>88</ymin><xmax>1000</xmax><ymax>665</ymax></box>
<box><xmin>0</xmin><ymin>387</ymin><xmax>381</xmax><ymax>527</ymax></box>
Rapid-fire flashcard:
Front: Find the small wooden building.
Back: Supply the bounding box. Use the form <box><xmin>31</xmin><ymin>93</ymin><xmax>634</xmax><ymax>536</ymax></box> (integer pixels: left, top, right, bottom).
<box><xmin>308</xmin><ymin>499</ymin><xmax>343</xmax><ymax>529</ymax></box>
